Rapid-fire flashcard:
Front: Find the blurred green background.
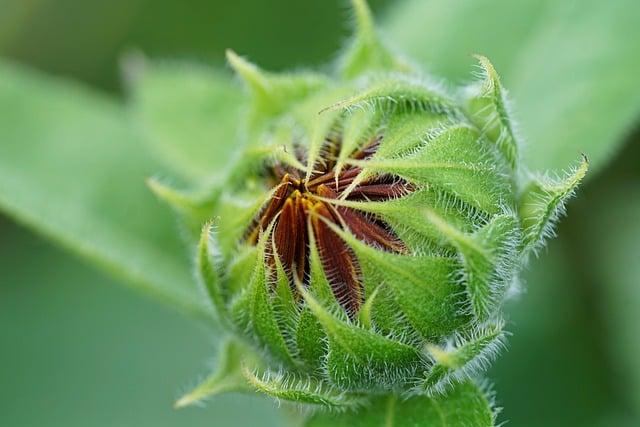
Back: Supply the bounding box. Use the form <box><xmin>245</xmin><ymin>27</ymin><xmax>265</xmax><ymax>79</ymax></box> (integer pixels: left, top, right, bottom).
<box><xmin>1</xmin><ymin>0</ymin><xmax>639</xmax><ymax>426</ymax></box>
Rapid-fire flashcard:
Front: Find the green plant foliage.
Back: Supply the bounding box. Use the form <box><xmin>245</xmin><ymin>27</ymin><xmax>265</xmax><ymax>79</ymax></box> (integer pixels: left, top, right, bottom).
<box><xmin>305</xmin><ymin>381</ymin><xmax>495</xmax><ymax>427</ymax></box>
<box><xmin>0</xmin><ymin>0</ymin><xmax>602</xmax><ymax>424</ymax></box>
<box><xmin>0</xmin><ymin>61</ymin><xmax>208</xmax><ymax>319</ymax></box>
<box><xmin>385</xmin><ymin>0</ymin><xmax>640</xmax><ymax>176</ymax></box>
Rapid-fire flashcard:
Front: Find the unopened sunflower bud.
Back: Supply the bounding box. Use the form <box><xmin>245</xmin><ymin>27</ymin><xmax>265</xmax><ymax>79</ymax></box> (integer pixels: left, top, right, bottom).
<box><xmin>162</xmin><ymin>0</ymin><xmax>586</xmax><ymax>411</ymax></box>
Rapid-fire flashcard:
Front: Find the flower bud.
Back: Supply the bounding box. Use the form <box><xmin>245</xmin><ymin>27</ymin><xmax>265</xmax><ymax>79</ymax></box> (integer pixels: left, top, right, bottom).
<box><xmin>161</xmin><ymin>0</ymin><xmax>587</xmax><ymax>410</ymax></box>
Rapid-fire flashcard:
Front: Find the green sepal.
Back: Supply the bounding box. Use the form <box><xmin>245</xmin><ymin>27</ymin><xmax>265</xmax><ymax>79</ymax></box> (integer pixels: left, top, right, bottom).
<box><xmin>299</xmin><ymin>104</ymin><xmax>343</xmax><ymax>184</ymax></box>
<box><xmin>305</xmin><ymin>381</ymin><xmax>496</xmax><ymax>427</ymax></box>
<box><xmin>424</xmin><ymin>210</ymin><xmax>520</xmax><ymax>322</ymax></box>
<box><xmin>243</xmin><ymin>368</ymin><xmax>366</xmax><ymax>410</ymax></box>
<box><xmin>420</xmin><ymin>322</ymin><xmax>505</xmax><ymax>395</ymax></box>
<box><xmin>226</xmin><ymin>49</ymin><xmax>328</xmax><ymax>129</ymax></box>
<box><xmin>196</xmin><ymin>221</ymin><xmax>228</xmax><ymax>324</ymax></box>
<box><xmin>298</xmin><ymin>282</ymin><xmax>424</xmax><ymax>391</ymax></box>
<box><xmin>335</xmin><ymin>108</ymin><xmax>381</xmax><ymax>177</ymax></box>
<box><xmin>463</xmin><ymin>55</ymin><xmax>519</xmax><ymax>170</ymax></box>
<box><xmin>371</xmin><ymin>111</ymin><xmax>445</xmax><ymax>160</ymax></box>
<box><xmin>339</xmin><ymin>0</ymin><xmax>410</xmax><ymax>78</ymax></box>
<box><xmin>147</xmin><ymin>177</ymin><xmax>218</xmax><ymax>241</ymax></box>
<box><xmin>348</xmin><ymin>124</ymin><xmax>513</xmax><ymax>214</ymax></box>
<box><xmin>357</xmin><ymin>286</ymin><xmax>380</xmax><ymax>330</ymax></box>
<box><xmin>174</xmin><ymin>338</ymin><xmax>256</xmax><ymax>408</ymax></box>
<box><xmin>215</xmin><ymin>186</ymin><xmax>274</xmax><ymax>259</ymax></box>
<box><xmin>329</xmin><ymin>222</ymin><xmax>468</xmax><ymax>340</ymax></box>
<box><xmin>366</xmin><ymin>285</ymin><xmax>410</xmax><ymax>336</ymax></box>
<box><xmin>519</xmin><ymin>155</ymin><xmax>588</xmax><ymax>254</ymax></box>
<box><xmin>245</xmin><ymin>225</ymin><xmax>299</xmax><ymax>367</ymax></box>
<box><xmin>226</xmin><ymin>245</ymin><xmax>259</xmax><ymax>297</ymax></box>
<box><xmin>272</xmin><ymin>245</ymin><xmax>301</xmax><ymax>354</ymax></box>
<box><xmin>320</xmin><ymin>187</ymin><xmax>482</xmax><ymax>254</ymax></box>
<box><xmin>296</xmin><ymin>308</ymin><xmax>327</xmax><ymax>370</ymax></box>
<box><xmin>324</xmin><ymin>75</ymin><xmax>459</xmax><ymax>118</ymax></box>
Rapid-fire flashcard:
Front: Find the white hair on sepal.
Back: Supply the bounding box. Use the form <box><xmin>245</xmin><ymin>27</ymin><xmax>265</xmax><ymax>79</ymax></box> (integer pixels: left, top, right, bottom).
<box><xmin>410</xmin><ymin>321</ymin><xmax>506</xmax><ymax>397</ymax></box>
<box><xmin>518</xmin><ymin>155</ymin><xmax>588</xmax><ymax>259</ymax></box>
<box><xmin>244</xmin><ymin>366</ymin><xmax>367</xmax><ymax>414</ymax></box>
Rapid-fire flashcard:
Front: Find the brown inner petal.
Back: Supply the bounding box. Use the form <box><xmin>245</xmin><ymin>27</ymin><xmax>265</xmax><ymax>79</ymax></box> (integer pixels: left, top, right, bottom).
<box><xmin>310</xmin><ymin>202</ymin><xmax>363</xmax><ymax>316</ymax></box>
<box><xmin>243</xmin><ymin>135</ymin><xmax>413</xmax><ymax>316</ymax></box>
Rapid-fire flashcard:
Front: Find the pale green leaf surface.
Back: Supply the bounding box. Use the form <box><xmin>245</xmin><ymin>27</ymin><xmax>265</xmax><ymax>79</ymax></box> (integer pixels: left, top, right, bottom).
<box><xmin>385</xmin><ymin>0</ymin><xmax>640</xmax><ymax>175</ymax></box>
<box><xmin>490</xmin><ymin>234</ymin><xmax>618</xmax><ymax>426</ymax></box>
<box><xmin>128</xmin><ymin>60</ymin><xmax>244</xmax><ymax>181</ymax></box>
<box><xmin>306</xmin><ymin>381</ymin><xmax>494</xmax><ymax>427</ymax></box>
<box><xmin>0</xmin><ymin>61</ymin><xmax>208</xmax><ymax>318</ymax></box>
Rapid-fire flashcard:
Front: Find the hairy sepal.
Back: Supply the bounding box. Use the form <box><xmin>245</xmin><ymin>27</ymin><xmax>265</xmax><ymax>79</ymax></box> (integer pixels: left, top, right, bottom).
<box><xmin>239</xmin><ymin>225</ymin><xmax>300</xmax><ymax>368</ymax></box>
<box><xmin>298</xmin><ymin>282</ymin><xmax>425</xmax><ymax>391</ymax></box>
<box><xmin>338</xmin><ymin>0</ymin><xmax>411</xmax><ymax>79</ymax></box>
<box><xmin>350</xmin><ymin>124</ymin><xmax>513</xmax><ymax>215</ymax></box>
<box><xmin>419</xmin><ymin>322</ymin><xmax>505</xmax><ymax>396</ymax></box>
<box><xmin>196</xmin><ymin>220</ymin><xmax>227</xmax><ymax>324</ymax></box>
<box><xmin>424</xmin><ymin>210</ymin><xmax>520</xmax><ymax>322</ymax></box>
<box><xmin>463</xmin><ymin>55</ymin><xmax>519</xmax><ymax>171</ymax></box>
<box><xmin>324</xmin><ymin>75</ymin><xmax>459</xmax><ymax>118</ymax></box>
<box><xmin>243</xmin><ymin>367</ymin><xmax>366</xmax><ymax>411</ymax></box>
<box><xmin>325</xmin><ymin>221</ymin><xmax>466</xmax><ymax>340</ymax></box>
<box><xmin>147</xmin><ymin>177</ymin><xmax>218</xmax><ymax>242</ymax></box>
<box><xmin>305</xmin><ymin>381</ymin><xmax>496</xmax><ymax>427</ymax></box>
<box><xmin>226</xmin><ymin>49</ymin><xmax>328</xmax><ymax>130</ymax></box>
<box><xmin>519</xmin><ymin>155</ymin><xmax>588</xmax><ymax>255</ymax></box>
<box><xmin>174</xmin><ymin>338</ymin><xmax>256</xmax><ymax>409</ymax></box>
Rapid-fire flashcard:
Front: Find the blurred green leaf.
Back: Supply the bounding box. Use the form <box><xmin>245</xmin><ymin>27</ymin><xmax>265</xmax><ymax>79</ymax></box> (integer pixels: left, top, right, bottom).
<box><xmin>305</xmin><ymin>381</ymin><xmax>494</xmax><ymax>427</ymax></box>
<box><xmin>490</xmin><ymin>236</ymin><xmax>617</xmax><ymax>426</ymax></box>
<box><xmin>385</xmin><ymin>0</ymin><xmax>640</xmax><ymax>175</ymax></box>
<box><xmin>127</xmin><ymin>59</ymin><xmax>244</xmax><ymax>181</ymax></box>
<box><xmin>0</xmin><ymin>221</ymin><xmax>280</xmax><ymax>427</ymax></box>
<box><xmin>587</xmin><ymin>184</ymin><xmax>640</xmax><ymax>415</ymax></box>
<box><xmin>0</xmin><ymin>61</ymin><xmax>208</xmax><ymax>318</ymax></box>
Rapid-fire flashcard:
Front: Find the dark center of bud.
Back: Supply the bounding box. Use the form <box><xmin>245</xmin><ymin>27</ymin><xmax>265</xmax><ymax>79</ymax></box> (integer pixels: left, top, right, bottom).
<box><xmin>244</xmin><ymin>135</ymin><xmax>413</xmax><ymax>316</ymax></box>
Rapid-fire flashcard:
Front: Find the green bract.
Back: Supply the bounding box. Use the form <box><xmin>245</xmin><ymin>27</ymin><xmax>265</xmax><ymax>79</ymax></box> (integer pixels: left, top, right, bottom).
<box><xmin>150</xmin><ymin>0</ymin><xmax>586</xmax><ymax>421</ymax></box>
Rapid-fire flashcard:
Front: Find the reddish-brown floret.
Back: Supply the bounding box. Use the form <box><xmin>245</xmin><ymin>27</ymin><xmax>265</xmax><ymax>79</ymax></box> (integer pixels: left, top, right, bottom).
<box><xmin>244</xmin><ymin>136</ymin><xmax>412</xmax><ymax>316</ymax></box>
